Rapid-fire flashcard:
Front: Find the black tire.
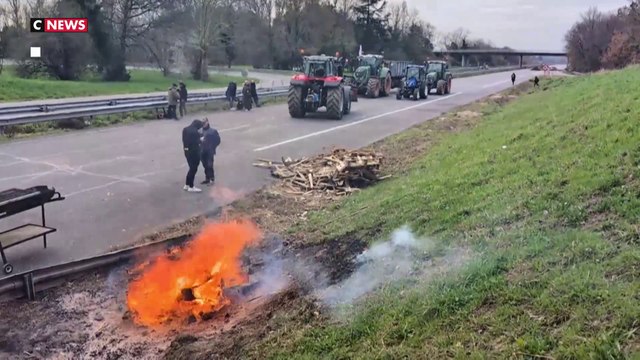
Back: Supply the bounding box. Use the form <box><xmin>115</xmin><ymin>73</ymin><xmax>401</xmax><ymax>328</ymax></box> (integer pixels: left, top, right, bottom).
<box><xmin>413</xmin><ymin>89</ymin><xmax>419</xmax><ymax>101</ymax></box>
<box><xmin>3</xmin><ymin>263</ymin><xmax>13</xmax><ymax>274</ymax></box>
<box><xmin>419</xmin><ymin>85</ymin><xmax>427</xmax><ymax>99</ymax></box>
<box><xmin>342</xmin><ymin>89</ymin><xmax>351</xmax><ymax>115</ymax></box>
<box><xmin>436</xmin><ymin>80</ymin><xmax>445</xmax><ymax>95</ymax></box>
<box><xmin>288</xmin><ymin>85</ymin><xmax>305</xmax><ymax>118</ymax></box>
<box><xmin>380</xmin><ymin>73</ymin><xmax>392</xmax><ymax>97</ymax></box>
<box><xmin>366</xmin><ymin>78</ymin><xmax>380</xmax><ymax>98</ymax></box>
<box><xmin>326</xmin><ymin>87</ymin><xmax>344</xmax><ymax>120</ymax></box>
<box><xmin>427</xmin><ymin>86</ymin><xmax>432</xmax><ymax>95</ymax></box>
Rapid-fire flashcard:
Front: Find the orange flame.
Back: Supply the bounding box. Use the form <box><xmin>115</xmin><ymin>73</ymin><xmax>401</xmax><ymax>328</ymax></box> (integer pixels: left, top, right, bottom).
<box><xmin>126</xmin><ymin>220</ymin><xmax>261</xmax><ymax>327</ymax></box>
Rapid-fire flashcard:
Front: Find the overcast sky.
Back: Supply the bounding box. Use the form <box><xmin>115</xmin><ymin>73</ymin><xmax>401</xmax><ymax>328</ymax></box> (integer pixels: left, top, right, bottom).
<box><xmin>402</xmin><ymin>0</ymin><xmax>629</xmax><ymax>50</ymax></box>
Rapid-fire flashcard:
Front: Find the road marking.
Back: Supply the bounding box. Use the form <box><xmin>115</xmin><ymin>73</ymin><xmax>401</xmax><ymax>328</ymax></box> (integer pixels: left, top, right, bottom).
<box><xmin>254</xmin><ymin>93</ymin><xmax>463</xmax><ymax>152</ymax></box>
<box><xmin>482</xmin><ymin>80</ymin><xmax>510</xmax><ymax>88</ymax></box>
<box><xmin>219</xmin><ymin>124</ymin><xmax>250</xmax><ymax>132</ymax></box>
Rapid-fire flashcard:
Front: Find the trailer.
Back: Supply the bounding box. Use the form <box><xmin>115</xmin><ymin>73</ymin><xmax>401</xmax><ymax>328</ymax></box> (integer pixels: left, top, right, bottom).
<box><xmin>388</xmin><ymin>60</ymin><xmax>414</xmax><ymax>88</ymax></box>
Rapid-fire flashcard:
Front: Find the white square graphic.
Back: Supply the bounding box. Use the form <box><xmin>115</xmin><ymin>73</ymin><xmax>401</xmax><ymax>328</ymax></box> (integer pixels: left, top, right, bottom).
<box><xmin>30</xmin><ymin>47</ymin><xmax>41</xmax><ymax>58</ymax></box>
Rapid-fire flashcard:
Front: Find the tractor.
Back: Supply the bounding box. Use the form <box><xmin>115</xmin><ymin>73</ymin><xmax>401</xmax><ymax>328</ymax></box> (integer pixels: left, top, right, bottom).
<box><xmin>348</xmin><ymin>54</ymin><xmax>392</xmax><ymax>98</ymax></box>
<box><xmin>288</xmin><ymin>55</ymin><xmax>357</xmax><ymax>120</ymax></box>
<box><xmin>426</xmin><ymin>60</ymin><xmax>453</xmax><ymax>95</ymax></box>
<box><xmin>396</xmin><ymin>65</ymin><xmax>427</xmax><ymax>101</ymax></box>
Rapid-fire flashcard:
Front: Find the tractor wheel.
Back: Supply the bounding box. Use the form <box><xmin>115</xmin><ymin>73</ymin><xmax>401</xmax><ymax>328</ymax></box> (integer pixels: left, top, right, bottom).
<box><xmin>326</xmin><ymin>87</ymin><xmax>344</xmax><ymax>120</ymax></box>
<box><xmin>288</xmin><ymin>85</ymin><xmax>306</xmax><ymax>118</ymax></box>
<box><xmin>342</xmin><ymin>88</ymin><xmax>351</xmax><ymax>115</ymax></box>
<box><xmin>419</xmin><ymin>85</ymin><xmax>427</xmax><ymax>99</ymax></box>
<box><xmin>436</xmin><ymin>80</ymin><xmax>446</xmax><ymax>95</ymax></box>
<box><xmin>396</xmin><ymin>90</ymin><xmax>402</xmax><ymax>100</ymax></box>
<box><xmin>366</xmin><ymin>78</ymin><xmax>380</xmax><ymax>98</ymax></box>
<box><xmin>380</xmin><ymin>73</ymin><xmax>392</xmax><ymax>97</ymax></box>
<box><xmin>413</xmin><ymin>89</ymin><xmax>419</xmax><ymax>101</ymax></box>
<box><xmin>427</xmin><ymin>86</ymin><xmax>432</xmax><ymax>95</ymax></box>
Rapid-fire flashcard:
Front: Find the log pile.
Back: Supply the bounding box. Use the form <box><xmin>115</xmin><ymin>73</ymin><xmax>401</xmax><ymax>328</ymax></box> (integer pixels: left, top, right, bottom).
<box><xmin>253</xmin><ymin>149</ymin><xmax>388</xmax><ymax>196</ymax></box>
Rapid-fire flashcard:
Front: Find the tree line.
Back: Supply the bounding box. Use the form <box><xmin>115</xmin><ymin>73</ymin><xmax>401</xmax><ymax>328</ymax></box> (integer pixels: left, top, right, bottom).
<box><xmin>0</xmin><ymin>0</ymin><xmax>521</xmax><ymax>82</ymax></box>
<box><xmin>565</xmin><ymin>0</ymin><xmax>640</xmax><ymax>72</ymax></box>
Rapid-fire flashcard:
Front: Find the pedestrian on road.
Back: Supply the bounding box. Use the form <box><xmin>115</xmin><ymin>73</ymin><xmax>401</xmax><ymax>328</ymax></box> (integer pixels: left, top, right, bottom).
<box><xmin>179</xmin><ymin>81</ymin><xmax>188</xmax><ymax>117</ymax></box>
<box><xmin>511</xmin><ymin>73</ymin><xmax>516</xmax><ymax>86</ymax></box>
<box><xmin>534</xmin><ymin>76</ymin><xmax>540</xmax><ymax>88</ymax></box>
<box><xmin>250</xmin><ymin>80</ymin><xmax>260</xmax><ymax>107</ymax></box>
<box><xmin>225</xmin><ymin>81</ymin><xmax>237</xmax><ymax>110</ymax></box>
<box><xmin>167</xmin><ymin>84</ymin><xmax>180</xmax><ymax>120</ymax></box>
<box><xmin>242</xmin><ymin>80</ymin><xmax>252</xmax><ymax>111</ymax></box>
<box><xmin>182</xmin><ymin>119</ymin><xmax>204</xmax><ymax>193</ymax></box>
<box><xmin>200</xmin><ymin>118</ymin><xmax>221</xmax><ymax>185</ymax></box>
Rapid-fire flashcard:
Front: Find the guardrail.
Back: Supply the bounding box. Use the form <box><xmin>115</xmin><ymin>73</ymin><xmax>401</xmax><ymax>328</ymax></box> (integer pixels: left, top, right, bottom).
<box><xmin>0</xmin><ymin>87</ymin><xmax>290</xmax><ymax>127</ymax></box>
<box><xmin>0</xmin><ymin>234</ymin><xmax>189</xmax><ymax>301</ymax></box>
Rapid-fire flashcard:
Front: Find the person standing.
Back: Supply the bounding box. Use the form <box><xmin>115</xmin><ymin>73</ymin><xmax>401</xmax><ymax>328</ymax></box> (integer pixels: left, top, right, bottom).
<box><xmin>179</xmin><ymin>81</ymin><xmax>188</xmax><ymax>117</ymax></box>
<box><xmin>242</xmin><ymin>80</ymin><xmax>252</xmax><ymax>111</ymax></box>
<box><xmin>534</xmin><ymin>76</ymin><xmax>540</xmax><ymax>88</ymax></box>
<box><xmin>167</xmin><ymin>84</ymin><xmax>180</xmax><ymax>120</ymax></box>
<box><xmin>511</xmin><ymin>73</ymin><xmax>516</xmax><ymax>86</ymax></box>
<box><xmin>250</xmin><ymin>80</ymin><xmax>260</xmax><ymax>107</ymax></box>
<box><xmin>182</xmin><ymin>119</ymin><xmax>204</xmax><ymax>193</ymax></box>
<box><xmin>225</xmin><ymin>81</ymin><xmax>237</xmax><ymax>109</ymax></box>
<box><xmin>200</xmin><ymin>118</ymin><xmax>221</xmax><ymax>185</ymax></box>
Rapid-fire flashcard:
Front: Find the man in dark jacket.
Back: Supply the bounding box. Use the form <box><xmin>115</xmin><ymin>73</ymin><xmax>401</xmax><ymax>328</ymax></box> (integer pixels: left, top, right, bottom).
<box><xmin>167</xmin><ymin>84</ymin><xmax>180</xmax><ymax>119</ymax></box>
<box><xmin>534</xmin><ymin>76</ymin><xmax>540</xmax><ymax>87</ymax></box>
<box><xmin>242</xmin><ymin>80</ymin><xmax>252</xmax><ymax>111</ymax></box>
<box><xmin>250</xmin><ymin>80</ymin><xmax>259</xmax><ymax>107</ymax></box>
<box><xmin>179</xmin><ymin>81</ymin><xmax>188</xmax><ymax>117</ymax></box>
<box><xmin>225</xmin><ymin>82</ymin><xmax>237</xmax><ymax>109</ymax></box>
<box><xmin>199</xmin><ymin>118</ymin><xmax>221</xmax><ymax>185</ymax></box>
<box><xmin>182</xmin><ymin>119</ymin><xmax>204</xmax><ymax>193</ymax></box>
<box><xmin>511</xmin><ymin>73</ymin><xmax>516</xmax><ymax>86</ymax></box>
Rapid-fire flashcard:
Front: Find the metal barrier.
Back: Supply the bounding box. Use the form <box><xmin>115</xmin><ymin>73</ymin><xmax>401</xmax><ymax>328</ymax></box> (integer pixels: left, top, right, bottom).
<box><xmin>0</xmin><ymin>87</ymin><xmax>289</xmax><ymax>126</ymax></box>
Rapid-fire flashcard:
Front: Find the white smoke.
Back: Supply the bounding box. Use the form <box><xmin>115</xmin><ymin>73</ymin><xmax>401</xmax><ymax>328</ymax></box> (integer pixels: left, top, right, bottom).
<box><xmin>246</xmin><ymin>226</ymin><xmax>468</xmax><ymax>310</ymax></box>
<box><xmin>315</xmin><ymin>226</ymin><xmax>432</xmax><ymax>306</ymax></box>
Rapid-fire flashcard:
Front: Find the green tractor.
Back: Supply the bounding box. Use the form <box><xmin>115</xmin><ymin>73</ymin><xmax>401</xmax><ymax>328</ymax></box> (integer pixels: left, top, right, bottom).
<box><xmin>349</xmin><ymin>54</ymin><xmax>392</xmax><ymax>98</ymax></box>
<box><xmin>426</xmin><ymin>60</ymin><xmax>453</xmax><ymax>95</ymax></box>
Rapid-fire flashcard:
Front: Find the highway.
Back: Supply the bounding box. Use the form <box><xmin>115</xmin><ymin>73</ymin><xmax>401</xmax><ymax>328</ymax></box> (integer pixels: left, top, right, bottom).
<box><xmin>0</xmin><ymin>68</ymin><xmax>544</xmax><ymax>277</ymax></box>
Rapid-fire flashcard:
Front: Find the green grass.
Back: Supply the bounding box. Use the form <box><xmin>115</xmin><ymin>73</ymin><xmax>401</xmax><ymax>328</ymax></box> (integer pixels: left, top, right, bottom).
<box><xmin>255</xmin><ymin>69</ymin><xmax>640</xmax><ymax>358</ymax></box>
<box><xmin>0</xmin><ymin>67</ymin><xmax>247</xmax><ymax>102</ymax></box>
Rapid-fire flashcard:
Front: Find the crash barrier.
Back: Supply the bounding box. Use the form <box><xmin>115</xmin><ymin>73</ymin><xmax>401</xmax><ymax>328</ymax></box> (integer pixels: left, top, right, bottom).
<box><xmin>0</xmin><ymin>87</ymin><xmax>290</xmax><ymax>127</ymax></box>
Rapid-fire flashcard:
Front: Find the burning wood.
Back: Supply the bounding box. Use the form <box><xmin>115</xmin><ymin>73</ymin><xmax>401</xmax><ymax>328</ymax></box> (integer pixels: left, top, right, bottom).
<box><xmin>253</xmin><ymin>149</ymin><xmax>388</xmax><ymax>196</ymax></box>
<box><xmin>126</xmin><ymin>221</ymin><xmax>262</xmax><ymax>327</ymax></box>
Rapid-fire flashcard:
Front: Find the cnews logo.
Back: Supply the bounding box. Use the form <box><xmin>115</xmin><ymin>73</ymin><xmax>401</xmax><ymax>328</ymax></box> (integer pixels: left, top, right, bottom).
<box><xmin>30</xmin><ymin>18</ymin><xmax>88</xmax><ymax>33</ymax></box>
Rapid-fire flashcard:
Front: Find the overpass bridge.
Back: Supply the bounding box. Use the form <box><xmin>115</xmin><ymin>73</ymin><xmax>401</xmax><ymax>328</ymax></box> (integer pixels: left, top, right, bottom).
<box><xmin>432</xmin><ymin>49</ymin><xmax>567</xmax><ymax>68</ymax></box>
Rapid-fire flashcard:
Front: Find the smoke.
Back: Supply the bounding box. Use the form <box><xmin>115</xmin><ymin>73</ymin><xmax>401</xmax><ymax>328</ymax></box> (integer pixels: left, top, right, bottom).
<box><xmin>247</xmin><ymin>226</ymin><xmax>468</xmax><ymax>310</ymax></box>
<box><xmin>315</xmin><ymin>226</ymin><xmax>432</xmax><ymax>306</ymax></box>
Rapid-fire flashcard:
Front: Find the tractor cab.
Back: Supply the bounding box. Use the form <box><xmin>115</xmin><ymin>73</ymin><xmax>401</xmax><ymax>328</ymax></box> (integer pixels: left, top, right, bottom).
<box><xmin>357</xmin><ymin>55</ymin><xmax>384</xmax><ymax>74</ymax></box>
<box><xmin>304</xmin><ymin>56</ymin><xmax>337</xmax><ymax>78</ymax></box>
<box><xmin>404</xmin><ymin>65</ymin><xmax>426</xmax><ymax>82</ymax></box>
<box><xmin>397</xmin><ymin>65</ymin><xmax>427</xmax><ymax>101</ymax></box>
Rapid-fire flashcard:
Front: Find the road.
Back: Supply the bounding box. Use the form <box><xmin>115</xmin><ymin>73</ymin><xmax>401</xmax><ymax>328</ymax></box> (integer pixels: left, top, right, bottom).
<box><xmin>0</xmin><ymin>68</ymin><xmax>545</xmax><ymax>277</ymax></box>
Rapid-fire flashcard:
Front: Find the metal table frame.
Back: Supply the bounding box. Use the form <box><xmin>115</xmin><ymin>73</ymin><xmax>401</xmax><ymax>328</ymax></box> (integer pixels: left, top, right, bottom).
<box><xmin>0</xmin><ymin>189</ymin><xmax>64</xmax><ymax>274</ymax></box>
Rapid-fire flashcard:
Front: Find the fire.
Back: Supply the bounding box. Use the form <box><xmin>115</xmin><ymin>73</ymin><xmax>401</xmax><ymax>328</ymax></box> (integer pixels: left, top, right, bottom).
<box><xmin>126</xmin><ymin>220</ymin><xmax>261</xmax><ymax>327</ymax></box>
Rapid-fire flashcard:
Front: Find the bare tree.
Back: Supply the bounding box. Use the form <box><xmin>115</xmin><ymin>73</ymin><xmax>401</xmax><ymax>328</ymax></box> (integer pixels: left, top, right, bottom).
<box><xmin>3</xmin><ymin>0</ymin><xmax>23</xmax><ymax>28</ymax></box>
<box><xmin>188</xmin><ymin>0</ymin><xmax>224</xmax><ymax>80</ymax></box>
<box><xmin>565</xmin><ymin>7</ymin><xmax>622</xmax><ymax>72</ymax></box>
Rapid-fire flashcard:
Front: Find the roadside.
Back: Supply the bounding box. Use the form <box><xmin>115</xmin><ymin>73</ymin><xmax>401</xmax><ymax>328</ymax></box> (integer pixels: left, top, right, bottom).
<box><xmin>0</xmin><ymin>67</ymin><xmax>247</xmax><ymax>103</ymax></box>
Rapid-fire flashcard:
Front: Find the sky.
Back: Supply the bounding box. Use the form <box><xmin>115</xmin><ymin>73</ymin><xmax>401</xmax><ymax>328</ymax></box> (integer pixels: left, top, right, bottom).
<box><xmin>402</xmin><ymin>0</ymin><xmax>629</xmax><ymax>51</ymax></box>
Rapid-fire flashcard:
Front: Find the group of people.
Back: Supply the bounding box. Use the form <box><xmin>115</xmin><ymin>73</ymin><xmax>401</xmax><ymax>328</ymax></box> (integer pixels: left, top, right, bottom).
<box><xmin>167</xmin><ymin>82</ymin><xmax>188</xmax><ymax>120</ymax></box>
<box><xmin>181</xmin><ymin>118</ymin><xmax>221</xmax><ymax>193</ymax></box>
<box><xmin>225</xmin><ymin>80</ymin><xmax>259</xmax><ymax>111</ymax></box>
<box><xmin>511</xmin><ymin>72</ymin><xmax>540</xmax><ymax>87</ymax></box>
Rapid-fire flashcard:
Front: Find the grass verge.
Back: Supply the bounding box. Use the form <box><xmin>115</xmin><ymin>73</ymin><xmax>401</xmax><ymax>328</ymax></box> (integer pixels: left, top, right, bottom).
<box><xmin>0</xmin><ymin>67</ymin><xmax>246</xmax><ymax>102</ymax></box>
<box><xmin>171</xmin><ymin>69</ymin><xmax>639</xmax><ymax>359</ymax></box>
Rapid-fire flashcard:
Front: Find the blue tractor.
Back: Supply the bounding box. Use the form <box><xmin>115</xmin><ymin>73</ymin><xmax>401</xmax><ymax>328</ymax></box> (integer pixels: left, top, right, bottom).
<box><xmin>396</xmin><ymin>65</ymin><xmax>427</xmax><ymax>101</ymax></box>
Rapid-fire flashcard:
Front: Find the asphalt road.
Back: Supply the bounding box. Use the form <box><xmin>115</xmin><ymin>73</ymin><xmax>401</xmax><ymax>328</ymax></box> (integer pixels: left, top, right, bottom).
<box><xmin>0</xmin><ymin>68</ymin><xmax>546</xmax><ymax>277</ymax></box>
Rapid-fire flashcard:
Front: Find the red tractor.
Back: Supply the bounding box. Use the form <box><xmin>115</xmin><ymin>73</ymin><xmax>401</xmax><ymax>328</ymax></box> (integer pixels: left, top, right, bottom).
<box><xmin>288</xmin><ymin>55</ymin><xmax>357</xmax><ymax>120</ymax></box>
